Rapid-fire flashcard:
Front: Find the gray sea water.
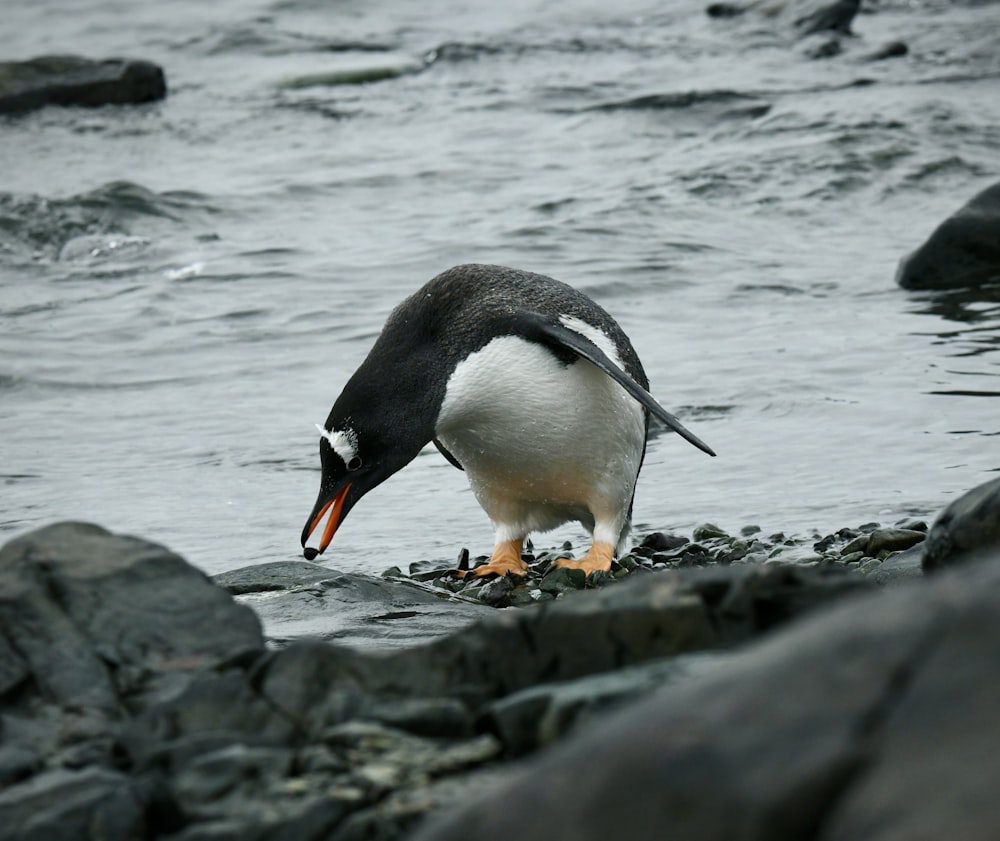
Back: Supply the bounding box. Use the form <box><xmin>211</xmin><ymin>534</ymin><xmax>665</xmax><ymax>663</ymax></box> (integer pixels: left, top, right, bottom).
<box><xmin>2</xmin><ymin>0</ymin><xmax>998</xmax><ymax>576</ymax></box>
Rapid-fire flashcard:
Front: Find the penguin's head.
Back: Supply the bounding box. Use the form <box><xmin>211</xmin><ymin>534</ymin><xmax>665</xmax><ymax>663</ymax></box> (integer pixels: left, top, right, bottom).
<box><xmin>300</xmin><ymin>421</ymin><xmax>379</xmax><ymax>557</ymax></box>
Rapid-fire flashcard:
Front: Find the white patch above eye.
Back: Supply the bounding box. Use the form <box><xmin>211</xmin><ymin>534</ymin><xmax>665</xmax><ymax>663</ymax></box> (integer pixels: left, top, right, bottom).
<box><xmin>315</xmin><ymin>423</ymin><xmax>358</xmax><ymax>464</ymax></box>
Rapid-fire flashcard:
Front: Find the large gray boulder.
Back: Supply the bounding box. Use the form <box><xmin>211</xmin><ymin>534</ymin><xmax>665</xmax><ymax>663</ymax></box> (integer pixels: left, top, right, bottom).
<box><xmin>897</xmin><ymin>181</ymin><xmax>1000</xmax><ymax>290</ymax></box>
<box><xmin>0</xmin><ymin>55</ymin><xmax>166</xmax><ymax>114</ymax></box>
<box><xmin>413</xmin><ymin>551</ymin><xmax>1000</xmax><ymax>841</ymax></box>
<box><xmin>923</xmin><ymin>477</ymin><xmax>1000</xmax><ymax>572</ymax></box>
<box><xmin>0</xmin><ymin>522</ymin><xmax>874</xmax><ymax>840</ymax></box>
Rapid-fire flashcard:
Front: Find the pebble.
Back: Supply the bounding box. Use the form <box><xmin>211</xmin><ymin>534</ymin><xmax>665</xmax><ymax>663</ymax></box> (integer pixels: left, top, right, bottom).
<box><xmin>303</xmin><ymin>547</ymin><xmax>319</xmax><ymax>561</ymax></box>
<box><xmin>378</xmin><ymin>519</ymin><xmax>929</xmax><ymax>609</ymax></box>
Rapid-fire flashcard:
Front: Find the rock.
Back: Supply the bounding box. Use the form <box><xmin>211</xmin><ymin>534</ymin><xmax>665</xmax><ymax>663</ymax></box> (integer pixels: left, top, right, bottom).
<box><xmin>0</xmin><ymin>522</ymin><xmax>262</xmax><ymax>715</ymax></box>
<box><xmin>223</xmin><ymin>563</ymin><xmax>492</xmax><ymax>648</ymax></box>
<box><xmin>923</xmin><ymin>477</ymin><xmax>1000</xmax><ymax>572</ymax></box>
<box><xmin>870</xmin><ymin>544</ymin><xmax>924</xmax><ymax>586</ymax></box>
<box><xmin>705</xmin><ymin>0</ymin><xmax>860</xmax><ymax>37</ymax></box>
<box><xmin>538</xmin><ymin>566</ymin><xmax>587</xmax><ymax>595</ymax></box>
<box><xmin>692</xmin><ymin>522</ymin><xmax>730</xmax><ymax>541</ymax></box>
<box><xmin>867</xmin><ymin>40</ymin><xmax>908</xmax><ymax>61</ymax></box>
<box><xmin>896</xmin><ymin>181</ymin><xmax>1000</xmax><ymax>290</ymax></box>
<box><xmin>213</xmin><ymin>560</ymin><xmax>334</xmax><ymax>594</ymax></box>
<box><xmin>865</xmin><ymin>528</ymin><xmax>926</xmax><ymax>556</ymax></box>
<box><xmin>0</xmin><ymin>55</ymin><xmax>166</xmax><ymax>114</ymax></box>
<box><xmin>484</xmin><ymin>653</ymin><xmax>726</xmax><ymax>756</ymax></box>
<box><xmin>411</xmin><ymin>550</ymin><xmax>1000</xmax><ymax>841</ymax></box>
<box><xmin>0</xmin><ymin>767</ymin><xmax>158</xmax><ymax>841</ymax></box>
<box><xmin>639</xmin><ymin>531</ymin><xmax>689</xmax><ymax>551</ymax></box>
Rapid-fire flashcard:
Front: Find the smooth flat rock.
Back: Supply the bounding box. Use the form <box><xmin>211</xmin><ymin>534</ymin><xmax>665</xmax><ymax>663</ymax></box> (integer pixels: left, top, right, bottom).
<box><xmin>0</xmin><ymin>55</ymin><xmax>167</xmax><ymax>114</ymax></box>
<box><xmin>897</xmin><ymin>181</ymin><xmax>1000</xmax><ymax>290</ymax></box>
<box><xmin>219</xmin><ymin>562</ymin><xmax>493</xmax><ymax>648</ymax></box>
<box><xmin>412</xmin><ymin>552</ymin><xmax>1000</xmax><ymax>841</ymax></box>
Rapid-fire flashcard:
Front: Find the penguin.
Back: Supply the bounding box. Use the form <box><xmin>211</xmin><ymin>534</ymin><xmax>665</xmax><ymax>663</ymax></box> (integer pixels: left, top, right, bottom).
<box><xmin>301</xmin><ymin>264</ymin><xmax>715</xmax><ymax>577</ymax></box>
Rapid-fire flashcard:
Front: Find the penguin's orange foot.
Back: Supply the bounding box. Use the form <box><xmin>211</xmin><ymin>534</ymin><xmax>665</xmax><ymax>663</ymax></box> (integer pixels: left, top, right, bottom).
<box><xmin>458</xmin><ymin>538</ymin><xmax>528</xmax><ymax>578</ymax></box>
<box><xmin>550</xmin><ymin>541</ymin><xmax>615</xmax><ymax>575</ymax></box>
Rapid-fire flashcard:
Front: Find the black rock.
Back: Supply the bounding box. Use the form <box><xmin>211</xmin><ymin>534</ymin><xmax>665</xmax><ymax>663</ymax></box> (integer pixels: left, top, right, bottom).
<box><xmin>0</xmin><ymin>55</ymin><xmax>167</xmax><ymax>114</ymax></box>
<box><xmin>923</xmin><ymin>478</ymin><xmax>1000</xmax><ymax>572</ymax></box>
<box><xmin>897</xmin><ymin>181</ymin><xmax>1000</xmax><ymax>290</ymax></box>
<box><xmin>411</xmin><ymin>550</ymin><xmax>1000</xmax><ymax>841</ymax></box>
<box><xmin>640</xmin><ymin>532</ymin><xmax>690</xmax><ymax>552</ymax></box>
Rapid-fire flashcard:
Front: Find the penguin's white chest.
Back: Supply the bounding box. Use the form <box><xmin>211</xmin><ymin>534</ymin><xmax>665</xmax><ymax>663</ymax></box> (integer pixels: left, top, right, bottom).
<box><xmin>434</xmin><ymin>325</ymin><xmax>646</xmax><ymax>542</ymax></box>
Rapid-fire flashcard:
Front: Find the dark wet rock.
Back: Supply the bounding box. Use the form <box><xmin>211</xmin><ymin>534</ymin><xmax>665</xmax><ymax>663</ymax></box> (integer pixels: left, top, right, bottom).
<box><xmin>0</xmin><ymin>767</ymin><xmax>156</xmax><ymax>841</ymax></box>
<box><xmin>219</xmin><ymin>562</ymin><xmax>492</xmax><ymax>648</ymax></box>
<box><xmin>897</xmin><ymin>181</ymin><xmax>1000</xmax><ymax>290</ymax></box>
<box><xmin>475</xmin><ymin>574</ymin><xmax>516</xmax><ymax>607</ymax></box>
<box><xmin>867</xmin><ymin>40</ymin><xmax>908</xmax><ymax>61</ymax></box>
<box><xmin>0</xmin><ymin>520</ymin><xmax>951</xmax><ymax>840</ymax></box>
<box><xmin>412</xmin><ymin>549</ymin><xmax>1000</xmax><ymax>841</ymax></box>
<box><xmin>639</xmin><ymin>531</ymin><xmax>689</xmax><ymax>551</ymax></box>
<box><xmin>538</xmin><ymin>565</ymin><xmax>588</xmax><ymax>595</ymax></box>
<box><xmin>692</xmin><ymin>522</ymin><xmax>730</xmax><ymax>541</ymax></box>
<box><xmin>0</xmin><ymin>55</ymin><xmax>166</xmax><ymax>114</ymax></box>
<box><xmin>870</xmin><ymin>543</ymin><xmax>924</xmax><ymax>586</ymax></box>
<box><xmin>213</xmin><ymin>560</ymin><xmax>334</xmax><ymax>594</ymax></box>
<box><xmin>484</xmin><ymin>653</ymin><xmax>725</xmax><ymax>757</ymax></box>
<box><xmin>705</xmin><ymin>0</ymin><xmax>861</xmax><ymax>37</ymax></box>
<box><xmin>923</xmin><ymin>477</ymin><xmax>1000</xmax><ymax>572</ymax></box>
<box><xmin>791</xmin><ymin>0</ymin><xmax>860</xmax><ymax>36</ymax></box>
<box><xmin>866</xmin><ymin>527</ymin><xmax>926</xmax><ymax>556</ymax></box>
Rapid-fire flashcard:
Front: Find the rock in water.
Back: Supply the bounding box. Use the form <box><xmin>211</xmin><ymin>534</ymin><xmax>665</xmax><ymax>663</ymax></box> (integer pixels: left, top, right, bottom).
<box><xmin>896</xmin><ymin>181</ymin><xmax>1000</xmax><ymax>290</ymax></box>
<box><xmin>0</xmin><ymin>55</ymin><xmax>167</xmax><ymax>114</ymax></box>
<box><xmin>923</xmin><ymin>477</ymin><xmax>1000</xmax><ymax>572</ymax></box>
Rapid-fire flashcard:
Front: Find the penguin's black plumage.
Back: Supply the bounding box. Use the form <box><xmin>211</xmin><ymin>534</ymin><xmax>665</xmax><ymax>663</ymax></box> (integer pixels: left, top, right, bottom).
<box><xmin>301</xmin><ymin>264</ymin><xmax>714</xmax><ymax>576</ymax></box>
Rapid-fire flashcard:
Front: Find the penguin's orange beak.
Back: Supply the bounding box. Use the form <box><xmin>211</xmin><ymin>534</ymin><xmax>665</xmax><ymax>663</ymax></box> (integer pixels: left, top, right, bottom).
<box><xmin>302</xmin><ymin>482</ymin><xmax>352</xmax><ymax>555</ymax></box>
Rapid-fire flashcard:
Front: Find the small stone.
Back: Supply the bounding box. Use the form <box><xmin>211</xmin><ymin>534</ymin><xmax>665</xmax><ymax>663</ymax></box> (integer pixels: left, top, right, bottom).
<box><xmin>381</xmin><ymin>566</ymin><xmax>403</xmax><ymax>578</ymax></box>
<box><xmin>858</xmin><ymin>558</ymin><xmax>883</xmax><ymax>575</ymax></box>
<box><xmin>587</xmin><ymin>570</ymin><xmax>615</xmax><ymax>587</ymax></box>
<box><xmin>740</xmin><ymin>525</ymin><xmax>761</xmax><ymax>537</ymax></box>
<box><xmin>841</xmin><ymin>534</ymin><xmax>871</xmax><ymax>556</ymax></box>
<box><xmin>894</xmin><ymin>519</ymin><xmax>928</xmax><ymax>533</ymax></box>
<box><xmin>693</xmin><ymin>523</ymin><xmax>730</xmax><ymax>542</ymax></box>
<box><xmin>303</xmin><ymin>547</ymin><xmax>319</xmax><ymax>561</ymax></box>
<box><xmin>539</xmin><ymin>567</ymin><xmax>588</xmax><ymax>595</ymax></box>
<box><xmin>640</xmin><ymin>532</ymin><xmax>689</xmax><ymax>552</ymax></box>
<box><xmin>840</xmin><ymin>551</ymin><xmax>865</xmax><ymax>565</ymax></box>
<box><xmin>477</xmin><ymin>576</ymin><xmax>515</xmax><ymax>608</ymax></box>
<box><xmin>866</xmin><ymin>528</ymin><xmax>926</xmax><ymax>556</ymax></box>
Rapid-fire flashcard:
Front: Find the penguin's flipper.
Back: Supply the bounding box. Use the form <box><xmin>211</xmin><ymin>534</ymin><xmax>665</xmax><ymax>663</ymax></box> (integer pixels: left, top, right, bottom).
<box><xmin>433</xmin><ymin>437</ymin><xmax>464</xmax><ymax>470</ymax></box>
<box><xmin>518</xmin><ymin>312</ymin><xmax>717</xmax><ymax>458</ymax></box>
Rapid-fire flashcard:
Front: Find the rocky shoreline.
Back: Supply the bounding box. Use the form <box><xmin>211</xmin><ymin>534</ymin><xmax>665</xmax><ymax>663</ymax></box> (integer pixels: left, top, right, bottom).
<box><xmin>2</xmin><ymin>478</ymin><xmax>998</xmax><ymax>840</ymax></box>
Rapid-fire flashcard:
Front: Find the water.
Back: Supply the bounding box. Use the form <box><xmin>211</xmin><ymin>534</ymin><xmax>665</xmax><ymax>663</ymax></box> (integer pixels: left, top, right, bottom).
<box><xmin>2</xmin><ymin>0</ymin><xmax>998</xmax><ymax>576</ymax></box>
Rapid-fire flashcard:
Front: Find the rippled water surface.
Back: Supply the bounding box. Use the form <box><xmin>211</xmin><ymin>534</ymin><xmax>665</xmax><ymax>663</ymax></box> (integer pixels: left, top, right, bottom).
<box><xmin>2</xmin><ymin>0</ymin><xmax>999</xmax><ymax>574</ymax></box>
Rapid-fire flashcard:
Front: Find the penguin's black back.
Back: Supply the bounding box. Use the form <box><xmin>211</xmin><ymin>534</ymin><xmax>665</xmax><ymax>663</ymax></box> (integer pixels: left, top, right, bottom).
<box><xmin>332</xmin><ymin>264</ymin><xmax>650</xmax><ymax>447</ymax></box>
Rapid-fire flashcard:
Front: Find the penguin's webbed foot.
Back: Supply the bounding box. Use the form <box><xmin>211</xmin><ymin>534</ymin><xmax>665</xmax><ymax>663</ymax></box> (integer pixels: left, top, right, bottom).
<box><xmin>550</xmin><ymin>541</ymin><xmax>615</xmax><ymax>575</ymax></box>
<box><xmin>457</xmin><ymin>537</ymin><xmax>528</xmax><ymax>579</ymax></box>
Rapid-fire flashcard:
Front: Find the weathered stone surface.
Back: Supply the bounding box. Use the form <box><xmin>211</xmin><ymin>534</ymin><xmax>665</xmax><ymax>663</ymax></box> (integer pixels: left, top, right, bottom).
<box><xmin>0</xmin><ymin>521</ymin><xmax>936</xmax><ymax>841</ymax></box>
<box><xmin>218</xmin><ymin>562</ymin><xmax>493</xmax><ymax>648</ymax></box>
<box><xmin>0</xmin><ymin>55</ymin><xmax>167</xmax><ymax>114</ymax></box>
<box><xmin>412</xmin><ymin>551</ymin><xmax>1000</xmax><ymax>841</ymax></box>
<box><xmin>897</xmin><ymin>181</ymin><xmax>1000</xmax><ymax>290</ymax></box>
<box><xmin>923</xmin><ymin>477</ymin><xmax>1000</xmax><ymax>572</ymax></box>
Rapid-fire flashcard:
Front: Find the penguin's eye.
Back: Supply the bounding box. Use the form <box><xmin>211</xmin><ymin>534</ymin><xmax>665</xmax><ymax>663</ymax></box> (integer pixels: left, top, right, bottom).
<box><xmin>347</xmin><ymin>455</ymin><xmax>363</xmax><ymax>471</ymax></box>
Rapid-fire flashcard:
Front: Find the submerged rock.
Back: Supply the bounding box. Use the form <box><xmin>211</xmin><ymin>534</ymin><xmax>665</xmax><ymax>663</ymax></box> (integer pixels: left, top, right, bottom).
<box><xmin>897</xmin><ymin>181</ymin><xmax>1000</xmax><ymax>290</ymax></box>
<box><xmin>0</xmin><ymin>55</ymin><xmax>167</xmax><ymax>114</ymax></box>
